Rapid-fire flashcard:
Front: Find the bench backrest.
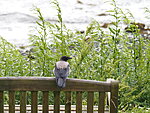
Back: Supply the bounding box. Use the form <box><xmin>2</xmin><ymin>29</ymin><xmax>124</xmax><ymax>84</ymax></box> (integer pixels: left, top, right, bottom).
<box><xmin>0</xmin><ymin>77</ymin><xmax>119</xmax><ymax>113</ymax></box>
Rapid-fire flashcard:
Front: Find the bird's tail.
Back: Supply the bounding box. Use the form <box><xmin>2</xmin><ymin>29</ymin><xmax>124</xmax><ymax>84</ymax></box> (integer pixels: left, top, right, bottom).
<box><xmin>56</xmin><ymin>77</ymin><xmax>66</xmax><ymax>88</ymax></box>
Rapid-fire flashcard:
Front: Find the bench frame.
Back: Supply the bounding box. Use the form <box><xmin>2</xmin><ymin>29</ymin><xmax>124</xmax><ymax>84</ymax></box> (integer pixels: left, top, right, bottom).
<box><xmin>0</xmin><ymin>77</ymin><xmax>119</xmax><ymax>113</ymax></box>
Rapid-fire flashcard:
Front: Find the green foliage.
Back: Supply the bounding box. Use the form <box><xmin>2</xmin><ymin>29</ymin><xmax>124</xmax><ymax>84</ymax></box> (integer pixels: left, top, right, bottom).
<box><xmin>119</xmin><ymin>106</ymin><xmax>150</xmax><ymax>113</ymax></box>
<box><xmin>0</xmin><ymin>37</ymin><xmax>30</xmax><ymax>76</ymax></box>
<box><xmin>0</xmin><ymin>0</ymin><xmax>149</xmax><ymax>111</ymax></box>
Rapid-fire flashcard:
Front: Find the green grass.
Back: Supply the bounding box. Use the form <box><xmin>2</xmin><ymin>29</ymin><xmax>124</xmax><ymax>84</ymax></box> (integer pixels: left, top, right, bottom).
<box><xmin>0</xmin><ymin>0</ymin><xmax>149</xmax><ymax>112</ymax></box>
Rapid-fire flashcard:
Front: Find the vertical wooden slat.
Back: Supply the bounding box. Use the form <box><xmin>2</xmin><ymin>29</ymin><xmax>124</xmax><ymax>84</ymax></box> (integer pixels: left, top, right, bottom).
<box><xmin>43</xmin><ymin>91</ymin><xmax>49</xmax><ymax>113</ymax></box>
<box><xmin>31</xmin><ymin>91</ymin><xmax>38</xmax><ymax>113</ymax></box>
<box><xmin>76</xmin><ymin>91</ymin><xmax>82</xmax><ymax>113</ymax></box>
<box><xmin>0</xmin><ymin>91</ymin><xmax>4</xmax><ymax>113</ymax></box>
<box><xmin>87</xmin><ymin>91</ymin><xmax>94</xmax><ymax>113</ymax></box>
<box><xmin>9</xmin><ymin>91</ymin><xmax>15</xmax><ymax>113</ymax></box>
<box><xmin>110</xmin><ymin>81</ymin><xmax>119</xmax><ymax>113</ymax></box>
<box><xmin>98</xmin><ymin>92</ymin><xmax>105</xmax><ymax>113</ymax></box>
<box><xmin>54</xmin><ymin>91</ymin><xmax>60</xmax><ymax>113</ymax></box>
<box><xmin>65</xmin><ymin>91</ymin><xmax>71</xmax><ymax>113</ymax></box>
<box><xmin>20</xmin><ymin>91</ymin><xmax>27</xmax><ymax>113</ymax></box>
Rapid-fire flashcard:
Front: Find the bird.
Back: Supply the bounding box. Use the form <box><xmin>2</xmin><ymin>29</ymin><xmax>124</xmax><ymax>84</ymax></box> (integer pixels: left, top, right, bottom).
<box><xmin>54</xmin><ymin>56</ymin><xmax>72</xmax><ymax>88</ymax></box>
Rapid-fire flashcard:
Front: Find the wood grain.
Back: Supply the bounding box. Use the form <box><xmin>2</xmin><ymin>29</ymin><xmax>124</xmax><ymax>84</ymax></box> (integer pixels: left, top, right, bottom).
<box><xmin>76</xmin><ymin>91</ymin><xmax>82</xmax><ymax>113</ymax></box>
<box><xmin>65</xmin><ymin>91</ymin><xmax>71</xmax><ymax>113</ymax></box>
<box><xmin>0</xmin><ymin>77</ymin><xmax>119</xmax><ymax>113</ymax></box>
<box><xmin>87</xmin><ymin>92</ymin><xmax>94</xmax><ymax>113</ymax></box>
<box><xmin>110</xmin><ymin>81</ymin><xmax>119</xmax><ymax>113</ymax></box>
<box><xmin>20</xmin><ymin>91</ymin><xmax>27</xmax><ymax>113</ymax></box>
<box><xmin>98</xmin><ymin>92</ymin><xmax>105</xmax><ymax>113</ymax></box>
<box><xmin>0</xmin><ymin>77</ymin><xmax>111</xmax><ymax>92</ymax></box>
<box><xmin>42</xmin><ymin>91</ymin><xmax>49</xmax><ymax>113</ymax></box>
<box><xmin>9</xmin><ymin>91</ymin><xmax>15</xmax><ymax>113</ymax></box>
<box><xmin>54</xmin><ymin>91</ymin><xmax>60</xmax><ymax>113</ymax></box>
<box><xmin>0</xmin><ymin>91</ymin><xmax>4</xmax><ymax>113</ymax></box>
<box><xmin>31</xmin><ymin>91</ymin><xmax>38</xmax><ymax>113</ymax></box>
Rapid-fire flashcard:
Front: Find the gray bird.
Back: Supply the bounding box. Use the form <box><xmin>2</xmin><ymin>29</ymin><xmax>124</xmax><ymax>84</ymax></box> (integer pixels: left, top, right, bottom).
<box><xmin>54</xmin><ymin>56</ymin><xmax>72</xmax><ymax>88</ymax></box>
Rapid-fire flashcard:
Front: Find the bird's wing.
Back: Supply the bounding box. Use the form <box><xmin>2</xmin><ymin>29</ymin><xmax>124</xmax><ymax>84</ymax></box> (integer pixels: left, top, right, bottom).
<box><xmin>54</xmin><ymin>64</ymin><xmax>70</xmax><ymax>78</ymax></box>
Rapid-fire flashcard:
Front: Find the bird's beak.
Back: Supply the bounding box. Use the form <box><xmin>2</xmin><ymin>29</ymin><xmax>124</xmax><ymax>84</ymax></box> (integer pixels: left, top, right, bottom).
<box><xmin>68</xmin><ymin>57</ymin><xmax>72</xmax><ymax>59</ymax></box>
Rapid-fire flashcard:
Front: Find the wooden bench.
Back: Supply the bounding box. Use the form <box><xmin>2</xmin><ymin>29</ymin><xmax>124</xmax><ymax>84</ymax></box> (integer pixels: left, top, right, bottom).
<box><xmin>0</xmin><ymin>77</ymin><xmax>119</xmax><ymax>113</ymax></box>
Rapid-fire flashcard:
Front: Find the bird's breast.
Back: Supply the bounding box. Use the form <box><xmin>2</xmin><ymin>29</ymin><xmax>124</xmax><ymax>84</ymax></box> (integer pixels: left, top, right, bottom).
<box><xmin>56</xmin><ymin>61</ymin><xmax>69</xmax><ymax>69</ymax></box>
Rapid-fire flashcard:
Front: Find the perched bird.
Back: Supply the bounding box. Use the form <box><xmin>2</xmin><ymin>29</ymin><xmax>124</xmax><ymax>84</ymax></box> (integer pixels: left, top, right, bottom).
<box><xmin>54</xmin><ymin>56</ymin><xmax>72</xmax><ymax>88</ymax></box>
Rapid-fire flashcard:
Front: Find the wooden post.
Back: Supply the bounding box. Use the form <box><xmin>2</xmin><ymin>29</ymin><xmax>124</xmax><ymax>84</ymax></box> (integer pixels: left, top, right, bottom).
<box><xmin>54</xmin><ymin>91</ymin><xmax>60</xmax><ymax>113</ymax></box>
<box><xmin>0</xmin><ymin>91</ymin><xmax>4</xmax><ymax>113</ymax></box>
<box><xmin>65</xmin><ymin>91</ymin><xmax>71</xmax><ymax>113</ymax></box>
<box><xmin>110</xmin><ymin>80</ymin><xmax>119</xmax><ymax>113</ymax></box>
<box><xmin>98</xmin><ymin>92</ymin><xmax>105</xmax><ymax>113</ymax></box>
<box><xmin>31</xmin><ymin>91</ymin><xmax>38</xmax><ymax>113</ymax></box>
<box><xmin>9</xmin><ymin>91</ymin><xmax>15</xmax><ymax>113</ymax></box>
<box><xmin>42</xmin><ymin>91</ymin><xmax>49</xmax><ymax>113</ymax></box>
<box><xmin>20</xmin><ymin>91</ymin><xmax>27</xmax><ymax>113</ymax></box>
<box><xmin>76</xmin><ymin>91</ymin><xmax>82</xmax><ymax>113</ymax></box>
<box><xmin>87</xmin><ymin>91</ymin><xmax>94</xmax><ymax>113</ymax></box>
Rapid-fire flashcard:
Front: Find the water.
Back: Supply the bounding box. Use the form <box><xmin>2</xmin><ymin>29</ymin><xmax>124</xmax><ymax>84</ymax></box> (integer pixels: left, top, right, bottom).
<box><xmin>0</xmin><ymin>0</ymin><xmax>149</xmax><ymax>46</ymax></box>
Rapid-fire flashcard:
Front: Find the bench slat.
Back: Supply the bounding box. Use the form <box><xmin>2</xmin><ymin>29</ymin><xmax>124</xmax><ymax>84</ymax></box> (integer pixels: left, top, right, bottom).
<box><xmin>65</xmin><ymin>91</ymin><xmax>71</xmax><ymax>113</ymax></box>
<box><xmin>9</xmin><ymin>91</ymin><xmax>15</xmax><ymax>113</ymax></box>
<box><xmin>0</xmin><ymin>91</ymin><xmax>4</xmax><ymax>113</ymax></box>
<box><xmin>76</xmin><ymin>91</ymin><xmax>82</xmax><ymax>113</ymax></box>
<box><xmin>54</xmin><ymin>91</ymin><xmax>60</xmax><ymax>113</ymax></box>
<box><xmin>42</xmin><ymin>91</ymin><xmax>49</xmax><ymax>113</ymax></box>
<box><xmin>98</xmin><ymin>92</ymin><xmax>105</xmax><ymax>113</ymax></box>
<box><xmin>20</xmin><ymin>91</ymin><xmax>27</xmax><ymax>113</ymax></box>
<box><xmin>87</xmin><ymin>92</ymin><xmax>94</xmax><ymax>113</ymax></box>
<box><xmin>31</xmin><ymin>91</ymin><xmax>38</xmax><ymax>113</ymax></box>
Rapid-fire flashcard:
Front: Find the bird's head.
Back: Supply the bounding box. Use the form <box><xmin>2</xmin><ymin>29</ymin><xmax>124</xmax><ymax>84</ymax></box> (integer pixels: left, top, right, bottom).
<box><xmin>60</xmin><ymin>56</ymin><xmax>72</xmax><ymax>61</ymax></box>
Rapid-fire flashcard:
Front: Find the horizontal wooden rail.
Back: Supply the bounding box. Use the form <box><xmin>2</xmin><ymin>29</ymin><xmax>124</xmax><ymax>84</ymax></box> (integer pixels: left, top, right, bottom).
<box><xmin>0</xmin><ymin>77</ymin><xmax>111</xmax><ymax>92</ymax></box>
